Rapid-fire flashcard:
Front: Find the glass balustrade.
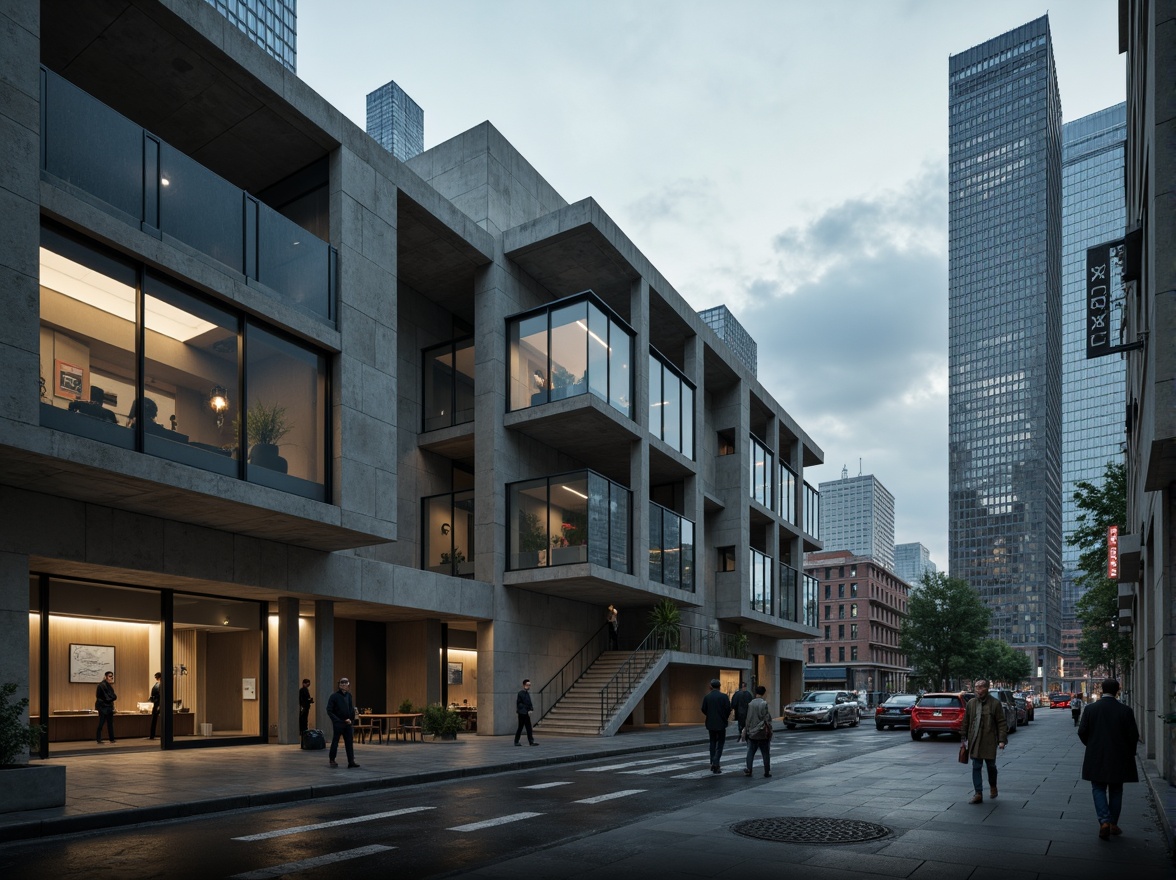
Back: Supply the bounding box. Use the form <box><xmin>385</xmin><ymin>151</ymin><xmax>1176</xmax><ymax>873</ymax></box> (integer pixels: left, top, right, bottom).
<box><xmin>508</xmin><ymin>470</ymin><xmax>631</xmax><ymax>573</ymax></box>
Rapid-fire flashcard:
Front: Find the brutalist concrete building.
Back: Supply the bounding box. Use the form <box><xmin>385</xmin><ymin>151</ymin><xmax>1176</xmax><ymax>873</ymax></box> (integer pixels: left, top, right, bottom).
<box><xmin>0</xmin><ymin>0</ymin><xmax>822</xmax><ymax>755</ymax></box>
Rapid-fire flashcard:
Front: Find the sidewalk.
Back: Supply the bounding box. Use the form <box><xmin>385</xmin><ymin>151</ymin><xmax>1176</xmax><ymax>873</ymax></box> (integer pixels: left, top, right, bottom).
<box><xmin>1</xmin><ymin>711</ymin><xmax>1173</xmax><ymax>880</ymax></box>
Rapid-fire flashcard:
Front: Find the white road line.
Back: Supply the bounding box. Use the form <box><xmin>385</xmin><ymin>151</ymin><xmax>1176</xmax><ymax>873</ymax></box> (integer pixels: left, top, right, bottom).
<box><xmin>229</xmin><ymin>844</ymin><xmax>392</xmax><ymax>878</ymax></box>
<box><xmin>448</xmin><ymin>812</ymin><xmax>543</xmax><ymax>832</ymax></box>
<box><xmin>521</xmin><ymin>781</ymin><xmax>573</xmax><ymax>789</ymax></box>
<box><xmin>232</xmin><ymin>807</ymin><xmax>435</xmax><ymax>841</ymax></box>
<box><xmin>622</xmin><ymin>761</ymin><xmax>702</xmax><ymax>775</ymax></box>
<box><xmin>573</xmin><ymin>789</ymin><xmax>646</xmax><ymax>804</ymax></box>
<box><xmin>579</xmin><ymin>758</ymin><xmax>680</xmax><ymax>772</ymax></box>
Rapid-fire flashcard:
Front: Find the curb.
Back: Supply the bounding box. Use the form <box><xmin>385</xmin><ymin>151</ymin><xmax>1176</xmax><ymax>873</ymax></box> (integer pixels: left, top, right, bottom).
<box><xmin>1140</xmin><ymin>757</ymin><xmax>1176</xmax><ymax>861</ymax></box>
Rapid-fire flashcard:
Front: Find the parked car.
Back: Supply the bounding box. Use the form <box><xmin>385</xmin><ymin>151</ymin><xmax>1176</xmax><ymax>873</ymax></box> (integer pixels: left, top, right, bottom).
<box><xmin>1013</xmin><ymin>693</ymin><xmax>1034</xmax><ymax>724</ymax></box>
<box><xmin>1050</xmin><ymin>692</ymin><xmax>1072</xmax><ymax>709</ymax></box>
<box><xmin>992</xmin><ymin>688</ymin><xmax>1020</xmax><ymax>733</ymax></box>
<box><xmin>874</xmin><ymin>693</ymin><xmax>918</xmax><ymax>730</ymax></box>
<box><xmin>910</xmin><ymin>692</ymin><xmax>975</xmax><ymax>739</ymax></box>
<box><xmin>782</xmin><ymin>690</ymin><xmax>860</xmax><ymax>730</ymax></box>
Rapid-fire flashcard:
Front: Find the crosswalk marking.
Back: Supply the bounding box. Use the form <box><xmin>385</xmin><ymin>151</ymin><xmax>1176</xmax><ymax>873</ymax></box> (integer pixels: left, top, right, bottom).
<box><xmin>579</xmin><ymin>757</ymin><xmax>682</xmax><ymax>772</ymax></box>
<box><xmin>521</xmin><ymin>781</ymin><xmax>574</xmax><ymax>789</ymax></box>
<box><xmin>623</xmin><ymin>761</ymin><xmax>702</xmax><ymax>775</ymax></box>
<box><xmin>232</xmin><ymin>807</ymin><xmax>435</xmax><ymax>841</ymax></box>
<box><xmin>573</xmin><ymin>789</ymin><xmax>645</xmax><ymax>804</ymax></box>
<box><xmin>229</xmin><ymin>845</ymin><xmax>392</xmax><ymax>878</ymax></box>
<box><xmin>448</xmin><ymin>812</ymin><xmax>543</xmax><ymax>832</ymax></box>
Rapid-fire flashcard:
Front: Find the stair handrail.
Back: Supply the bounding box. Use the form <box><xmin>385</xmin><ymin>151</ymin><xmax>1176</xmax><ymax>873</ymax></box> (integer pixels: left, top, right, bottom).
<box><xmin>534</xmin><ymin>623</ymin><xmax>610</xmax><ymax>724</ymax></box>
<box><xmin>598</xmin><ymin>623</ymin><xmax>749</xmax><ymax>730</ymax></box>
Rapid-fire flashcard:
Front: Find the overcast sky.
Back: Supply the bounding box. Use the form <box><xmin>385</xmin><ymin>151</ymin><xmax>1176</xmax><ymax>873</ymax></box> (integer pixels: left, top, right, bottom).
<box><xmin>298</xmin><ymin>1</ymin><xmax>1125</xmax><ymax>570</ymax></box>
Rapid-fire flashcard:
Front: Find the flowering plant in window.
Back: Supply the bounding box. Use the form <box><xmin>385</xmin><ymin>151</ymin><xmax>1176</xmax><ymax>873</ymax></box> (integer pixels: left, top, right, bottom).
<box><xmin>553</xmin><ymin>514</ymin><xmax>586</xmax><ymax>547</ymax></box>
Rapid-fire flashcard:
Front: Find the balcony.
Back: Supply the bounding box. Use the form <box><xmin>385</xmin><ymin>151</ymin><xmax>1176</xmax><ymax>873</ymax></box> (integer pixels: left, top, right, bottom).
<box><xmin>716</xmin><ymin>549</ymin><xmax>819</xmax><ymax>638</ymax></box>
<box><xmin>40</xmin><ymin>68</ymin><xmax>336</xmax><ymax>323</ymax></box>
<box><xmin>508</xmin><ymin>470</ymin><xmax>630</xmax><ymax>572</ymax></box>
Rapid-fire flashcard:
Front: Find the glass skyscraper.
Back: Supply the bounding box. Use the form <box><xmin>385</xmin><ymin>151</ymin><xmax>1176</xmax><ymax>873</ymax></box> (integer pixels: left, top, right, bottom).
<box><xmin>894</xmin><ymin>542</ymin><xmax>937</xmax><ymax>589</ymax></box>
<box><xmin>948</xmin><ymin>17</ymin><xmax>1063</xmax><ymax>684</ymax></box>
<box><xmin>205</xmin><ymin>0</ymin><xmax>296</xmax><ymax>72</ymax></box>
<box><xmin>367</xmin><ymin>79</ymin><xmax>425</xmax><ymax>162</ymax></box>
<box><xmin>817</xmin><ymin>469</ymin><xmax>895</xmax><ymax>571</ymax></box>
<box><xmin>1061</xmin><ymin>105</ymin><xmax>1126</xmax><ymax>626</ymax></box>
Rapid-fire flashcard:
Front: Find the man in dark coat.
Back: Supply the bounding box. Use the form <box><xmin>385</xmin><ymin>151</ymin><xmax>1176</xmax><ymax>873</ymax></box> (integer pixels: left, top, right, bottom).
<box><xmin>962</xmin><ymin>679</ymin><xmax>1007</xmax><ymax>803</ymax></box>
<box><xmin>731</xmin><ymin>681</ymin><xmax>753</xmax><ymax>736</ymax></box>
<box><xmin>514</xmin><ymin>679</ymin><xmax>537</xmax><ymax>746</ymax></box>
<box><xmin>298</xmin><ymin>678</ymin><xmax>314</xmax><ymax>735</ymax></box>
<box><xmin>95</xmin><ymin>671</ymin><xmax>117</xmax><ymax>744</ymax></box>
<box><xmin>701</xmin><ymin>679</ymin><xmax>732</xmax><ymax>773</ymax></box>
<box><xmin>325</xmin><ymin>677</ymin><xmax>359</xmax><ymax>768</ymax></box>
<box><xmin>148</xmin><ymin>672</ymin><xmax>162</xmax><ymax>740</ymax></box>
<box><xmin>1078</xmin><ymin>678</ymin><xmax>1139</xmax><ymax>839</ymax></box>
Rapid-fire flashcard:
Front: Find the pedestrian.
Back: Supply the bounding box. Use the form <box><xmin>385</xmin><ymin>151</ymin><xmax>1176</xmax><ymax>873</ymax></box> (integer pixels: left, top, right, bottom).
<box><xmin>731</xmin><ymin>680</ymin><xmax>753</xmax><ymax>736</ymax></box>
<box><xmin>147</xmin><ymin>672</ymin><xmax>162</xmax><ymax>740</ymax></box>
<box><xmin>701</xmin><ymin>678</ymin><xmax>732</xmax><ymax>773</ymax></box>
<box><xmin>514</xmin><ymin>678</ymin><xmax>538</xmax><ymax>746</ymax></box>
<box><xmin>1071</xmin><ymin>692</ymin><xmax>1084</xmax><ymax>727</ymax></box>
<box><xmin>742</xmin><ymin>685</ymin><xmax>773</xmax><ymax>778</ymax></box>
<box><xmin>325</xmin><ymin>677</ymin><xmax>360</xmax><ymax>768</ymax></box>
<box><xmin>962</xmin><ymin>678</ymin><xmax>1007</xmax><ymax>803</ymax></box>
<box><xmin>95</xmin><ymin>671</ymin><xmax>117</xmax><ymax>744</ymax></box>
<box><xmin>1078</xmin><ymin>678</ymin><xmax>1140</xmax><ymax>840</ymax></box>
<box><xmin>606</xmin><ymin>604</ymin><xmax>620</xmax><ymax>650</ymax></box>
<box><xmin>298</xmin><ymin>678</ymin><xmax>314</xmax><ymax>735</ymax></box>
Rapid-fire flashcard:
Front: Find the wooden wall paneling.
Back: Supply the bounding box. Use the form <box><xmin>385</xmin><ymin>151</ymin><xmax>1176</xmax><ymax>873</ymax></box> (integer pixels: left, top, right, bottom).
<box><xmin>388</xmin><ymin>621</ymin><xmax>429</xmax><ymax>709</ymax></box>
<box><xmin>205</xmin><ymin>631</ymin><xmax>243</xmax><ymax>732</ymax></box>
<box><xmin>172</xmin><ymin>629</ymin><xmax>197</xmax><ymax>713</ymax></box>
<box><xmin>28</xmin><ymin>615</ymin><xmax>40</xmax><ymax>715</ymax></box>
<box><xmin>48</xmin><ymin>617</ymin><xmax>151</xmax><ymax>712</ymax></box>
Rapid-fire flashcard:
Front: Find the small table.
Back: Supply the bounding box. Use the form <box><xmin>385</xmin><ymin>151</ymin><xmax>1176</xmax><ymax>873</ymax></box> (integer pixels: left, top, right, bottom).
<box><xmin>359</xmin><ymin>713</ymin><xmax>423</xmax><ymax>742</ymax></box>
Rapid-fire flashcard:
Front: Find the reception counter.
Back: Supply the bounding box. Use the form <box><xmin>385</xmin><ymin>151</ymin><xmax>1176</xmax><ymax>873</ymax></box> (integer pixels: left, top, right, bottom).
<box><xmin>34</xmin><ymin>712</ymin><xmax>197</xmax><ymax>741</ymax></box>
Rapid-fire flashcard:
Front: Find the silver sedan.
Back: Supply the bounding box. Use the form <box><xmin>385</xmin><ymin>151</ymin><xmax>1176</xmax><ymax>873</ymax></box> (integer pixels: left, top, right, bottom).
<box><xmin>782</xmin><ymin>690</ymin><xmax>860</xmax><ymax>730</ymax></box>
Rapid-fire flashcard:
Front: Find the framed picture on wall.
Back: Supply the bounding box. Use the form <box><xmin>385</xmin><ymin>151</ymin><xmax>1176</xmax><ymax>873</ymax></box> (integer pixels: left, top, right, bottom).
<box><xmin>55</xmin><ymin>359</ymin><xmax>86</xmax><ymax>399</ymax></box>
<box><xmin>69</xmin><ymin>644</ymin><xmax>114</xmax><ymax>683</ymax></box>
<box><xmin>447</xmin><ymin>662</ymin><xmax>463</xmax><ymax>685</ymax></box>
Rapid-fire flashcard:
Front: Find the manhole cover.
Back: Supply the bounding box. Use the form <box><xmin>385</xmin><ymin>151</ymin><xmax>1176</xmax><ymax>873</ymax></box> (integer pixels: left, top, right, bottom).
<box><xmin>731</xmin><ymin>816</ymin><xmax>891</xmax><ymax>844</ymax></box>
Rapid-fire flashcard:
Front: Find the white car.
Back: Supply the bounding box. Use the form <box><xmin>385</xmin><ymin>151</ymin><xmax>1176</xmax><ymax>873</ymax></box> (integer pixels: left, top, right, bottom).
<box><xmin>782</xmin><ymin>690</ymin><xmax>860</xmax><ymax>730</ymax></box>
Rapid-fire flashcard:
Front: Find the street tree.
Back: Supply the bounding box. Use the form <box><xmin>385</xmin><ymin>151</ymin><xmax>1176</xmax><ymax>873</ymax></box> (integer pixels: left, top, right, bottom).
<box><xmin>974</xmin><ymin>638</ymin><xmax>1033</xmax><ymax>687</ymax></box>
<box><xmin>899</xmin><ymin>572</ymin><xmax>990</xmax><ymax>690</ymax></box>
<box><xmin>1068</xmin><ymin>461</ymin><xmax>1132</xmax><ymax>680</ymax></box>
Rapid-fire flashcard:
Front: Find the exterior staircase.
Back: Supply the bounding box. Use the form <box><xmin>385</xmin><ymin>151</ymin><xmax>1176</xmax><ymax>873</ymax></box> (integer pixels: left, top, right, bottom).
<box><xmin>537</xmin><ymin>649</ymin><xmax>666</xmax><ymax>736</ymax></box>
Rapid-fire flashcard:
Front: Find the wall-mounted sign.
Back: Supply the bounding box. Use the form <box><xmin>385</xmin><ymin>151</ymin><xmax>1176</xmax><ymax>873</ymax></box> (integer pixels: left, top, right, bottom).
<box><xmin>1107</xmin><ymin>525</ymin><xmax>1119</xmax><ymax>579</ymax></box>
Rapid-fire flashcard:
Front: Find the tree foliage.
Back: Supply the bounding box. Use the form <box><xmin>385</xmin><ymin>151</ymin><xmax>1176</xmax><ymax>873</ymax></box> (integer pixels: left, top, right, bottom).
<box><xmin>974</xmin><ymin>638</ymin><xmax>1033</xmax><ymax>687</ymax></box>
<box><xmin>899</xmin><ymin>572</ymin><xmax>990</xmax><ymax>691</ymax></box>
<box><xmin>1067</xmin><ymin>461</ymin><xmax>1132</xmax><ymax>679</ymax></box>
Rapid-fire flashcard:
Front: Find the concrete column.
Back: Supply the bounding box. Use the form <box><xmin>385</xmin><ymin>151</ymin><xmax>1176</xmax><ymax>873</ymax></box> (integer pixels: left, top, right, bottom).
<box><xmin>683</xmin><ymin>333</ymin><xmax>705</xmax><ymax>597</ymax></box>
<box><xmin>0</xmin><ymin>552</ymin><xmax>31</xmax><ymax>760</ymax></box>
<box><xmin>630</xmin><ymin>278</ymin><xmax>651</xmax><ymax>591</ymax></box>
<box><xmin>425</xmin><ymin>618</ymin><xmax>444</xmax><ymax>706</ymax></box>
<box><xmin>275</xmin><ymin>597</ymin><xmax>298</xmax><ymax>744</ymax></box>
<box><xmin>659</xmin><ymin>670</ymin><xmax>671</xmax><ymax>726</ymax></box>
<box><xmin>314</xmin><ymin>599</ymin><xmax>334</xmax><ymax>731</ymax></box>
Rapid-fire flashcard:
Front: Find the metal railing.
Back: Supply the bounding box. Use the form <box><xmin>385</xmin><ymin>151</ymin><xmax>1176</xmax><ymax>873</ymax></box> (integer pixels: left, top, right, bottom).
<box><xmin>598</xmin><ymin>623</ymin><xmax>749</xmax><ymax>730</ymax></box>
<box><xmin>534</xmin><ymin>624</ymin><xmax>610</xmax><ymax>724</ymax></box>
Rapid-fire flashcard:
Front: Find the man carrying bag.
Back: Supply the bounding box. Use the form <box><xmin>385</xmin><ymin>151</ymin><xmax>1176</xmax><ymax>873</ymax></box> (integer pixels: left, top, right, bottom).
<box><xmin>742</xmin><ymin>685</ymin><xmax>774</xmax><ymax>778</ymax></box>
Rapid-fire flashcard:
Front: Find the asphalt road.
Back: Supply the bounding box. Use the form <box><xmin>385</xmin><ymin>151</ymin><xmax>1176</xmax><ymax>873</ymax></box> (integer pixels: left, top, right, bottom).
<box><xmin>0</xmin><ymin>718</ymin><xmax>903</xmax><ymax>880</ymax></box>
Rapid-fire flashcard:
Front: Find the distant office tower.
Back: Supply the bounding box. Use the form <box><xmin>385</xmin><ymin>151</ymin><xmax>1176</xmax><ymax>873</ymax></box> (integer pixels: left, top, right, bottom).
<box><xmin>894</xmin><ymin>542</ymin><xmax>937</xmax><ymax>588</ymax></box>
<box><xmin>205</xmin><ymin>0</ymin><xmax>296</xmax><ymax>72</ymax></box>
<box><xmin>818</xmin><ymin>467</ymin><xmax>895</xmax><ymax>571</ymax></box>
<box><xmin>948</xmin><ymin>17</ymin><xmax>1063</xmax><ymax>683</ymax></box>
<box><xmin>1060</xmin><ymin>104</ymin><xmax>1126</xmax><ymax>642</ymax></box>
<box><xmin>698</xmin><ymin>305</ymin><xmax>757</xmax><ymax>377</ymax></box>
<box><xmin>367</xmin><ymin>79</ymin><xmax>425</xmax><ymax>162</ymax></box>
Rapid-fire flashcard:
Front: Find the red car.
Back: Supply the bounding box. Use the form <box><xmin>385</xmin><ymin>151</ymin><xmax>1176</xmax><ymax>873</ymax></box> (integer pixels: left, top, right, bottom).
<box><xmin>1050</xmin><ymin>693</ymin><xmax>1072</xmax><ymax>709</ymax></box>
<box><xmin>910</xmin><ymin>692</ymin><xmax>975</xmax><ymax>740</ymax></box>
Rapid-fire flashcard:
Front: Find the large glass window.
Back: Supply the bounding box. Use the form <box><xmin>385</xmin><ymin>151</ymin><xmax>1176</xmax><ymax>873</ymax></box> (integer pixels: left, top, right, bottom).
<box><xmin>422</xmin><ymin>491</ymin><xmax>476</xmax><ymax>577</ymax></box>
<box><xmin>750</xmin><ymin>436</ymin><xmax>773</xmax><ymax>507</ymax></box>
<box><xmin>803</xmin><ymin>574</ymin><xmax>819</xmax><ymax>627</ymax></box>
<box><xmin>780</xmin><ymin>562</ymin><xmax>798</xmax><ymax>621</ymax></box>
<box><xmin>779</xmin><ymin>461</ymin><xmax>797</xmax><ymax>523</ymax></box>
<box><xmin>507</xmin><ymin>292</ymin><xmax>633</xmax><ymax>418</ymax></box>
<box><xmin>804</xmin><ymin>481</ymin><xmax>821</xmax><ymax>538</ymax></box>
<box><xmin>39</xmin><ymin>224</ymin><xmax>328</xmax><ymax>501</ymax></box>
<box><xmin>648</xmin><ymin>352</ymin><xmax>694</xmax><ymax>458</ymax></box>
<box><xmin>650</xmin><ymin>503</ymin><xmax>695</xmax><ymax>592</ymax></box>
<box><xmin>750</xmin><ymin>548</ymin><xmax>772</xmax><ymax>614</ymax></box>
<box><xmin>422</xmin><ymin>338</ymin><xmax>475</xmax><ymax>432</ymax></box>
<box><xmin>508</xmin><ymin>470</ymin><xmax>630</xmax><ymax>573</ymax></box>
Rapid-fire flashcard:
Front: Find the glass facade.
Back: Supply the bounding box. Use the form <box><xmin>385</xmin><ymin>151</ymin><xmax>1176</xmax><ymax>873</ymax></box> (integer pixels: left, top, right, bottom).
<box><xmin>422</xmin><ymin>491</ymin><xmax>476</xmax><ymax>577</ymax></box>
<box><xmin>649</xmin><ymin>502</ymin><xmax>695</xmax><ymax>592</ymax></box>
<box><xmin>39</xmin><ymin>224</ymin><xmax>328</xmax><ymax>501</ymax></box>
<box><xmin>778</xmin><ymin>461</ymin><xmax>797</xmax><ymax>525</ymax></box>
<box><xmin>648</xmin><ymin>351</ymin><xmax>694</xmax><ymax>458</ymax></box>
<box><xmin>1060</xmin><ymin>104</ymin><xmax>1126</xmax><ymax>623</ymax></box>
<box><xmin>507</xmin><ymin>293</ymin><xmax>633</xmax><ymax>417</ymax></box>
<box><xmin>697</xmin><ymin>304</ymin><xmax>757</xmax><ymax>377</ymax></box>
<box><xmin>749</xmin><ymin>436</ymin><xmax>773</xmax><ymax>508</ymax></box>
<box><xmin>205</xmin><ymin>0</ymin><xmax>297</xmax><ymax>73</ymax></box>
<box><xmin>750</xmin><ymin>549</ymin><xmax>772</xmax><ymax>615</ymax></box>
<box><xmin>422</xmin><ymin>338</ymin><xmax>475</xmax><ymax>432</ymax></box>
<box><xmin>803</xmin><ymin>482</ymin><xmax>820</xmax><ymax>539</ymax></box>
<box><xmin>508</xmin><ymin>471</ymin><xmax>631</xmax><ymax>573</ymax></box>
<box><xmin>948</xmin><ymin>17</ymin><xmax>1063</xmax><ymax>663</ymax></box>
<box><xmin>816</xmin><ymin>471</ymin><xmax>895</xmax><ymax>571</ymax></box>
<box><xmin>366</xmin><ymin>79</ymin><xmax>425</xmax><ymax>162</ymax></box>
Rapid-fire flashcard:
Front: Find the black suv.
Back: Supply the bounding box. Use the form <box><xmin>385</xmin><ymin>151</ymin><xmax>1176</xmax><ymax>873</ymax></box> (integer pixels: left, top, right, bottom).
<box><xmin>992</xmin><ymin>688</ymin><xmax>1019</xmax><ymax>734</ymax></box>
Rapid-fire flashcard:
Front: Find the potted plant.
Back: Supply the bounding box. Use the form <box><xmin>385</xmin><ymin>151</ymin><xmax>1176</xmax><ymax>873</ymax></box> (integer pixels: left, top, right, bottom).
<box><xmin>439</xmin><ymin>547</ymin><xmax>466</xmax><ymax>575</ymax></box>
<box><xmin>516</xmin><ymin>509</ymin><xmax>549</xmax><ymax>568</ymax></box>
<box><xmin>0</xmin><ymin>682</ymin><xmax>64</xmax><ymax>814</ymax></box>
<box><xmin>420</xmin><ymin>703</ymin><xmax>463</xmax><ymax>741</ymax></box>
<box><xmin>236</xmin><ymin>402</ymin><xmax>293</xmax><ymax>474</ymax></box>
<box><xmin>649</xmin><ymin>599</ymin><xmax>682</xmax><ymax>650</ymax></box>
<box><xmin>397</xmin><ymin>699</ymin><xmax>414</xmax><ymax>713</ymax></box>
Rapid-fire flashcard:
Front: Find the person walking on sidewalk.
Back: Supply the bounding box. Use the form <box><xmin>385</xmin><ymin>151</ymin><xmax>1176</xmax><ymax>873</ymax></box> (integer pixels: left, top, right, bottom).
<box><xmin>326</xmin><ymin>677</ymin><xmax>360</xmax><ymax>768</ymax></box>
<box><xmin>742</xmin><ymin>685</ymin><xmax>773</xmax><ymax>778</ymax></box>
<box><xmin>1071</xmin><ymin>692</ymin><xmax>1084</xmax><ymax>727</ymax></box>
<box><xmin>731</xmin><ymin>680</ymin><xmax>753</xmax><ymax>737</ymax></box>
<box><xmin>962</xmin><ymin>679</ymin><xmax>1007</xmax><ymax>803</ymax></box>
<box><xmin>701</xmin><ymin>678</ymin><xmax>732</xmax><ymax>773</ymax></box>
<box><xmin>1078</xmin><ymin>677</ymin><xmax>1140</xmax><ymax>840</ymax></box>
<box><xmin>95</xmin><ymin>671</ymin><xmax>117</xmax><ymax>744</ymax></box>
<box><xmin>514</xmin><ymin>679</ymin><xmax>538</xmax><ymax>746</ymax></box>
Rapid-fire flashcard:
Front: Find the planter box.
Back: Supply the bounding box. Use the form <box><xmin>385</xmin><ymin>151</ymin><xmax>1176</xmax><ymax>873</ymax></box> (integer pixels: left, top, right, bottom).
<box><xmin>0</xmin><ymin>763</ymin><xmax>66</xmax><ymax>813</ymax></box>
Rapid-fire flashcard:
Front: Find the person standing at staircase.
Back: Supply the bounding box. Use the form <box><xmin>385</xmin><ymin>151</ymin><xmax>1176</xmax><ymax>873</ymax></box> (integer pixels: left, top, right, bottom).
<box><xmin>606</xmin><ymin>605</ymin><xmax>620</xmax><ymax>650</ymax></box>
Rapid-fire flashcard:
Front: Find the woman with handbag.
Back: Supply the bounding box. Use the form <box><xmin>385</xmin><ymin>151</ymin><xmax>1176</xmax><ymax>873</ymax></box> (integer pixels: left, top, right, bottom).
<box><xmin>742</xmin><ymin>685</ymin><xmax>774</xmax><ymax>778</ymax></box>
